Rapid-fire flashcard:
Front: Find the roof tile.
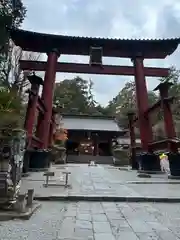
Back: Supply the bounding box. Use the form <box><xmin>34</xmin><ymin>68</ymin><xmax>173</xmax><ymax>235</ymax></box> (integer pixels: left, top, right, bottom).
<box><xmin>61</xmin><ymin>116</ymin><xmax>123</xmax><ymax>132</ymax></box>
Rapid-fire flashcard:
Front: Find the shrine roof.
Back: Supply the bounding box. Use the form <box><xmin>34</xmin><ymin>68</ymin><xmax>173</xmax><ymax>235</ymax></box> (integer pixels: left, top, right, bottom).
<box><xmin>8</xmin><ymin>28</ymin><xmax>180</xmax><ymax>58</ymax></box>
<box><xmin>60</xmin><ymin>114</ymin><xmax>124</xmax><ymax>133</ymax></box>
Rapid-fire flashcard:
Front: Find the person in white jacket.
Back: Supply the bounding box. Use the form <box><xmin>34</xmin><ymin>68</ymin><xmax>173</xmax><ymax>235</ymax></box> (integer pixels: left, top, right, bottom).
<box><xmin>159</xmin><ymin>153</ymin><xmax>170</xmax><ymax>174</ymax></box>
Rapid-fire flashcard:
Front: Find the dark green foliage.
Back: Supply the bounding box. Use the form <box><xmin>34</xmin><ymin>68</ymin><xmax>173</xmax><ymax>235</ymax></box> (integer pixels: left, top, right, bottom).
<box><xmin>0</xmin><ymin>0</ymin><xmax>26</xmax><ymax>85</ymax></box>
<box><xmin>0</xmin><ymin>88</ymin><xmax>24</xmax><ymax>129</ymax></box>
<box><xmin>54</xmin><ymin>77</ymin><xmax>107</xmax><ymax>115</ymax></box>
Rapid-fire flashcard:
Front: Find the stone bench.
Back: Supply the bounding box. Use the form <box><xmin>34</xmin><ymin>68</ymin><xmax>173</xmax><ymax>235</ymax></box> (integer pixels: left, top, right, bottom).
<box><xmin>43</xmin><ymin>171</ymin><xmax>55</xmax><ymax>187</ymax></box>
<box><xmin>43</xmin><ymin>171</ymin><xmax>71</xmax><ymax>187</ymax></box>
<box><xmin>62</xmin><ymin>171</ymin><xmax>71</xmax><ymax>187</ymax></box>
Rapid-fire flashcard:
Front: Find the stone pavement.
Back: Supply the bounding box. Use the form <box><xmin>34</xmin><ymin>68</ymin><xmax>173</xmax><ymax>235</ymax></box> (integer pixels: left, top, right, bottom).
<box><xmin>2</xmin><ymin>164</ymin><xmax>180</xmax><ymax>239</ymax></box>
<box><xmin>20</xmin><ymin>164</ymin><xmax>180</xmax><ymax>200</ymax></box>
<box><xmin>1</xmin><ymin>201</ymin><xmax>180</xmax><ymax>239</ymax></box>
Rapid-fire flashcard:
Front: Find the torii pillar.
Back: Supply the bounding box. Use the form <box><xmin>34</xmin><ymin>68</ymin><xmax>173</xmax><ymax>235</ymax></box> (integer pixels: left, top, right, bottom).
<box><xmin>39</xmin><ymin>49</ymin><xmax>60</xmax><ymax>149</ymax></box>
<box><xmin>24</xmin><ymin>74</ymin><xmax>43</xmax><ymax>148</ymax></box>
<box><xmin>155</xmin><ymin>82</ymin><xmax>180</xmax><ymax>177</ymax></box>
<box><xmin>132</xmin><ymin>55</ymin><xmax>153</xmax><ymax>151</ymax></box>
<box><xmin>23</xmin><ymin>74</ymin><xmax>43</xmax><ymax>173</ymax></box>
<box><xmin>132</xmin><ymin>55</ymin><xmax>157</xmax><ymax>172</ymax></box>
<box><xmin>154</xmin><ymin>82</ymin><xmax>178</xmax><ymax>152</ymax></box>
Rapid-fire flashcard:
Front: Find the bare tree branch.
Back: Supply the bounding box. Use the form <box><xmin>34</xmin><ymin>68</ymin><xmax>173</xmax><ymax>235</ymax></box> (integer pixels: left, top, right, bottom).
<box><xmin>9</xmin><ymin>42</ymin><xmax>42</xmax><ymax>97</ymax></box>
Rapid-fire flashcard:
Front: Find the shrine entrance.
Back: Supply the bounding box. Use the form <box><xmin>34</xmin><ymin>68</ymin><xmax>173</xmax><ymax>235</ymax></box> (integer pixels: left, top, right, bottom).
<box><xmin>61</xmin><ymin>114</ymin><xmax>123</xmax><ymax>164</ymax></box>
<box><xmin>9</xmin><ymin>27</ymin><xmax>180</xmax><ymax>174</ymax></box>
<box><xmin>66</xmin><ymin>140</ymin><xmax>79</xmax><ymax>155</ymax></box>
<box><xmin>66</xmin><ymin>140</ymin><xmax>113</xmax><ymax>157</ymax></box>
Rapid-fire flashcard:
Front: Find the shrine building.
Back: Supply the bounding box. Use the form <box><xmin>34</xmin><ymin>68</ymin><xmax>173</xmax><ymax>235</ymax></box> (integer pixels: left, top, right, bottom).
<box><xmin>60</xmin><ymin>114</ymin><xmax>126</xmax><ymax>164</ymax></box>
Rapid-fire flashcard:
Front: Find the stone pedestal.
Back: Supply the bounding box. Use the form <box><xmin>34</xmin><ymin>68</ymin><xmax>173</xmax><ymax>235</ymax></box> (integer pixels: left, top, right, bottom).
<box><xmin>112</xmin><ymin>149</ymin><xmax>129</xmax><ymax>166</ymax></box>
<box><xmin>131</xmin><ymin>155</ymin><xmax>139</xmax><ymax>170</ymax></box>
<box><xmin>0</xmin><ymin>129</ymin><xmax>26</xmax><ymax>205</ymax></box>
<box><xmin>15</xmin><ymin>194</ymin><xmax>26</xmax><ymax>213</ymax></box>
<box><xmin>168</xmin><ymin>153</ymin><xmax>180</xmax><ymax>176</ymax></box>
<box><xmin>29</xmin><ymin>149</ymin><xmax>51</xmax><ymax>170</ymax></box>
<box><xmin>22</xmin><ymin>149</ymin><xmax>32</xmax><ymax>173</ymax></box>
<box><xmin>138</xmin><ymin>153</ymin><xmax>161</xmax><ymax>172</ymax></box>
<box><xmin>27</xmin><ymin>189</ymin><xmax>34</xmax><ymax>206</ymax></box>
<box><xmin>53</xmin><ymin>147</ymin><xmax>66</xmax><ymax>164</ymax></box>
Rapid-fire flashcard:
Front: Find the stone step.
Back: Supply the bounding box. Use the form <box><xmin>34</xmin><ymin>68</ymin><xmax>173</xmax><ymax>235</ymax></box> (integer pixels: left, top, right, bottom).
<box><xmin>67</xmin><ymin>155</ymin><xmax>114</xmax><ymax>164</ymax></box>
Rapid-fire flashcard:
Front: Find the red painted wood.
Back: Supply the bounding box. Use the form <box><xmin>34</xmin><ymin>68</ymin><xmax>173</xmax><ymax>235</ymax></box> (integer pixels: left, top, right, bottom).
<box><xmin>149</xmin><ymin>138</ymin><xmax>180</xmax><ymax>151</ymax></box>
<box><xmin>133</xmin><ymin>57</ymin><xmax>153</xmax><ymax>151</ymax></box>
<box><xmin>134</xmin><ymin>98</ymin><xmax>175</xmax><ymax>123</ymax></box>
<box><xmin>158</xmin><ymin>84</ymin><xmax>178</xmax><ymax>152</ymax></box>
<box><xmin>37</xmin><ymin>97</ymin><xmax>46</xmax><ymax>112</ymax></box>
<box><xmin>31</xmin><ymin>136</ymin><xmax>42</xmax><ymax>148</ymax></box>
<box><xmin>35</xmin><ymin>112</ymin><xmax>43</xmax><ymax>147</ymax></box>
<box><xmin>24</xmin><ymin>83</ymin><xmax>40</xmax><ymax>148</ymax></box>
<box><xmin>38</xmin><ymin>51</ymin><xmax>59</xmax><ymax>149</ymax></box>
<box><xmin>10</xmin><ymin>28</ymin><xmax>180</xmax><ymax>58</ymax></box>
<box><xmin>20</xmin><ymin>60</ymin><xmax>169</xmax><ymax>77</ymax></box>
<box><xmin>144</xmin><ymin>100</ymin><xmax>161</xmax><ymax>115</ymax></box>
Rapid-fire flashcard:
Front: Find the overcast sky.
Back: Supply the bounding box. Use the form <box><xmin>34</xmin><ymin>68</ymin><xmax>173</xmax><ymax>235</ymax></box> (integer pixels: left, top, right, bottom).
<box><xmin>22</xmin><ymin>0</ymin><xmax>180</xmax><ymax>106</ymax></box>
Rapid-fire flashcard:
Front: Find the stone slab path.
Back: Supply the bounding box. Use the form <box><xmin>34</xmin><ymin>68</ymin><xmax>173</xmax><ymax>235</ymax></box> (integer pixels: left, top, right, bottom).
<box><xmin>1</xmin><ymin>201</ymin><xmax>180</xmax><ymax>239</ymax></box>
<box><xmin>20</xmin><ymin>164</ymin><xmax>180</xmax><ymax>200</ymax></box>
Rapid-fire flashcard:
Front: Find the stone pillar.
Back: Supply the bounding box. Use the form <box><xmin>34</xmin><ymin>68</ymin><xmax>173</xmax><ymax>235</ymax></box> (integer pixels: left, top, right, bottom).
<box><xmin>24</xmin><ymin>74</ymin><xmax>43</xmax><ymax>148</ymax></box>
<box><xmin>39</xmin><ymin>50</ymin><xmax>60</xmax><ymax>149</ymax></box>
<box><xmin>27</xmin><ymin>189</ymin><xmax>34</xmax><ymax>206</ymax></box>
<box><xmin>127</xmin><ymin>112</ymin><xmax>138</xmax><ymax>169</ymax></box>
<box><xmin>132</xmin><ymin>56</ymin><xmax>153</xmax><ymax>151</ymax></box>
<box><xmin>158</xmin><ymin>82</ymin><xmax>177</xmax><ymax>152</ymax></box>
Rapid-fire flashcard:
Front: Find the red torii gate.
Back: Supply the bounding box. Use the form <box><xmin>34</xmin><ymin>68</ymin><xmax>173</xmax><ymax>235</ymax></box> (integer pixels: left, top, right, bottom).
<box><xmin>24</xmin><ymin>73</ymin><xmax>57</xmax><ymax>150</ymax></box>
<box><xmin>8</xmin><ymin>28</ymin><xmax>180</xmax><ymax>172</ymax></box>
<box><xmin>128</xmin><ymin>81</ymin><xmax>180</xmax><ymax>171</ymax></box>
<box><xmin>22</xmin><ymin>73</ymin><xmax>57</xmax><ymax>171</ymax></box>
<box><xmin>128</xmin><ymin>80</ymin><xmax>180</xmax><ymax>175</ymax></box>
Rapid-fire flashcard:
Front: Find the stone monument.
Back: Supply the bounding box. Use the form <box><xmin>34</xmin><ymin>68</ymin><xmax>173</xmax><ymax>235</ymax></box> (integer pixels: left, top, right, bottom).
<box><xmin>0</xmin><ymin>129</ymin><xmax>26</xmax><ymax>208</ymax></box>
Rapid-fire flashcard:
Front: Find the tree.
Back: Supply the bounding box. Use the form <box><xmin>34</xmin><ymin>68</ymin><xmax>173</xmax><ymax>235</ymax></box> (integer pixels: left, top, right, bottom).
<box><xmin>54</xmin><ymin>77</ymin><xmax>95</xmax><ymax>114</ymax></box>
<box><xmin>86</xmin><ymin>78</ymin><xmax>97</xmax><ymax>113</ymax></box>
<box><xmin>0</xmin><ymin>0</ymin><xmax>26</xmax><ymax>86</ymax></box>
<box><xmin>0</xmin><ymin>1</ymin><xmax>27</xmax><ymax>130</ymax></box>
<box><xmin>0</xmin><ymin>87</ymin><xmax>23</xmax><ymax>129</ymax></box>
<box><xmin>161</xmin><ymin>67</ymin><xmax>180</xmax><ymax>120</ymax></box>
<box><xmin>106</xmin><ymin>80</ymin><xmax>158</xmax><ymax>127</ymax></box>
<box><xmin>107</xmin><ymin>81</ymin><xmax>136</xmax><ymax>117</ymax></box>
<box><xmin>10</xmin><ymin>46</ymin><xmax>42</xmax><ymax>97</ymax></box>
<box><xmin>153</xmin><ymin>67</ymin><xmax>180</xmax><ymax>137</ymax></box>
<box><xmin>95</xmin><ymin>104</ymin><xmax>112</xmax><ymax>116</ymax></box>
<box><xmin>0</xmin><ymin>0</ymin><xmax>26</xmax><ymax>50</ymax></box>
<box><xmin>54</xmin><ymin>76</ymin><xmax>112</xmax><ymax>115</ymax></box>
